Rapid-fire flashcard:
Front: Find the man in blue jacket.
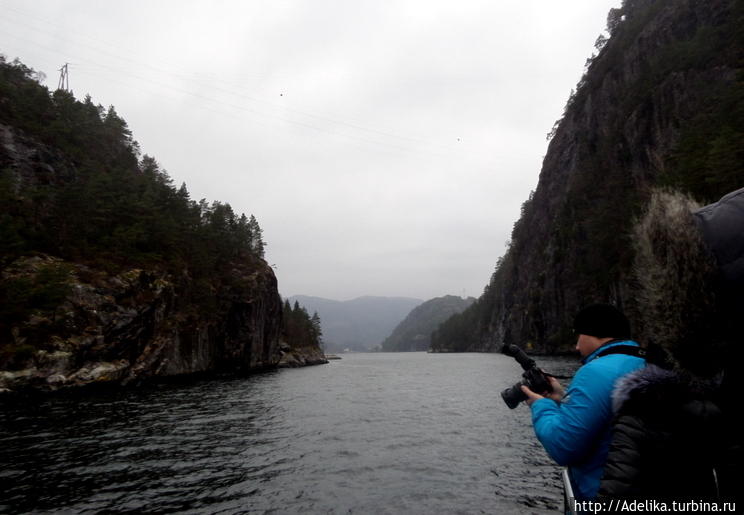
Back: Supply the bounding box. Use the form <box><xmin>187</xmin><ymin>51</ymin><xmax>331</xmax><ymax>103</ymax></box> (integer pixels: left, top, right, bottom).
<box><xmin>521</xmin><ymin>304</ymin><xmax>645</xmax><ymax>500</ymax></box>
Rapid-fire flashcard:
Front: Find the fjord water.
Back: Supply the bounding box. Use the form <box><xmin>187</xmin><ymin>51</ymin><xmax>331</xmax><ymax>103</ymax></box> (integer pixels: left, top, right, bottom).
<box><xmin>1</xmin><ymin>353</ymin><xmax>578</xmax><ymax>514</ymax></box>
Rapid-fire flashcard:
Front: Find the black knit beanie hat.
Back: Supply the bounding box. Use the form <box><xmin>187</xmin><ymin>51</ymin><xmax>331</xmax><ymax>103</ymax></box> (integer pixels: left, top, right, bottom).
<box><xmin>573</xmin><ymin>304</ymin><xmax>631</xmax><ymax>339</ymax></box>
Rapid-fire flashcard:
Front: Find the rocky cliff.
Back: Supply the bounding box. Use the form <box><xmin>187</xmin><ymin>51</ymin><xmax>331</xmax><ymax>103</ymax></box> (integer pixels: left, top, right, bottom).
<box><xmin>433</xmin><ymin>0</ymin><xmax>744</xmax><ymax>353</ymax></box>
<box><xmin>278</xmin><ymin>343</ymin><xmax>328</xmax><ymax>368</ymax></box>
<box><xmin>0</xmin><ymin>58</ymin><xmax>319</xmax><ymax>393</ymax></box>
<box><xmin>0</xmin><ymin>254</ymin><xmax>282</xmax><ymax>393</ymax></box>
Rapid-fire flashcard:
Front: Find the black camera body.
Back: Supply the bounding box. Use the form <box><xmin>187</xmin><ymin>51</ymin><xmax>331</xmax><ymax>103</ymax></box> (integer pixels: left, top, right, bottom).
<box><xmin>501</xmin><ymin>344</ymin><xmax>552</xmax><ymax>409</ymax></box>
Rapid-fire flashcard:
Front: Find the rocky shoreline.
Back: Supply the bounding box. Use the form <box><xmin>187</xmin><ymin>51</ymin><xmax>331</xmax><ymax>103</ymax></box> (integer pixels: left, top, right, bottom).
<box><xmin>0</xmin><ymin>350</ymin><xmax>330</xmax><ymax>397</ymax></box>
<box><xmin>1</xmin><ymin>253</ymin><xmax>331</xmax><ymax>396</ymax></box>
<box><xmin>278</xmin><ymin>343</ymin><xmax>329</xmax><ymax>368</ymax></box>
<box><xmin>0</xmin><ymin>63</ymin><xmax>328</xmax><ymax>396</ymax></box>
<box><xmin>0</xmin><ymin>360</ymin><xmax>328</xmax><ymax>397</ymax></box>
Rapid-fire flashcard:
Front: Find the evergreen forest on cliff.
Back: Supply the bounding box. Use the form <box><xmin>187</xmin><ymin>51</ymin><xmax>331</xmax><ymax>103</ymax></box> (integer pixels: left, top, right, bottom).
<box><xmin>432</xmin><ymin>0</ymin><xmax>744</xmax><ymax>354</ymax></box>
<box><xmin>0</xmin><ymin>55</ymin><xmax>323</xmax><ymax>389</ymax></box>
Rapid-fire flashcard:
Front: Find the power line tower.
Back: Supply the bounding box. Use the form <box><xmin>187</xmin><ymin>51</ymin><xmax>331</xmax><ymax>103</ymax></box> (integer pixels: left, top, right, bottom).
<box><xmin>57</xmin><ymin>63</ymin><xmax>70</xmax><ymax>92</ymax></box>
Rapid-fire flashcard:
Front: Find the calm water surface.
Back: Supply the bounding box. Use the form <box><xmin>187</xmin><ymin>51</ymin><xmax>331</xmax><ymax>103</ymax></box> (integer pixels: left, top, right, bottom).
<box><xmin>1</xmin><ymin>352</ymin><xmax>578</xmax><ymax>514</ymax></box>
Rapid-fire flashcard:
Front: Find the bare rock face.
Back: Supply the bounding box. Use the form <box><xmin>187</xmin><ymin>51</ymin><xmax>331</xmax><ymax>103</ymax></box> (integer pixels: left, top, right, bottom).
<box><xmin>277</xmin><ymin>342</ymin><xmax>329</xmax><ymax>368</ymax></box>
<box><xmin>0</xmin><ymin>123</ymin><xmax>78</xmax><ymax>189</ymax></box>
<box><xmin>435</xmin><ymin>0</ymin><xmax>743</xmax><ymax>353</ymax></box>
<box><xmin>0</xmin><ymin>254</ymin><xmax>282</xmax><ymax>393</ymax></box>
<box><xmin>496</xmin><ymin>0</ymin><xmax>740</xmax><ymax>353</ymax></box>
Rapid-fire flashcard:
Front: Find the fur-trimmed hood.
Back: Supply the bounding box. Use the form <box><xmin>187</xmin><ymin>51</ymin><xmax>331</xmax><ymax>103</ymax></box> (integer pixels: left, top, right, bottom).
<box><xmin>612</xmin><ymin>363</ymin><xmax>723</xmax><ymax>416</ymax></box>
<box><xmin>631</xmin><ymin>188</ymin><xmax>744</xmax><ymax>377</ymax></box>
<box><xmin>693</xmin><ymin>187</ymin><xmax>744</xmax><ymax>289</ymax></box>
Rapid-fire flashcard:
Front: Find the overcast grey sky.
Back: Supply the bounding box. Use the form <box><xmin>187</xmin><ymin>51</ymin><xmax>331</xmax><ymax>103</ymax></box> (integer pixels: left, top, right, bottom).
<box><xmin>0</xmin><ymin>0</ymin><xmax>619</xmax><ymax>301</ymax></box>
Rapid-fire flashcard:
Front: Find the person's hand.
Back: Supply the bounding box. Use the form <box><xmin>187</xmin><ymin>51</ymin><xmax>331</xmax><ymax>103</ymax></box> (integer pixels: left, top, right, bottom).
<box><xmin>544</xmin><ymin>375</ymin><xmax>565</xmax><ymax>402</ymax></box>
<box><xmin>521</xmin><ymin>384</ymin><xmax>544</xmax><ymax>406</ymax></box>
<box><xmin>521</xmin><ymin>375</ymin><xmax>564</xmax><ymax>406</ymax></box>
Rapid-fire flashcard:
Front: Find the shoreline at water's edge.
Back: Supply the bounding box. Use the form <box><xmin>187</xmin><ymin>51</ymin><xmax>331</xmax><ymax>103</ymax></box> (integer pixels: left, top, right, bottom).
<box><xmin>0</xmin><ymin>364</ymin><xmax>269</xmax><ymax>401</ymax></box>
<box><xmin>278</xmin><ymin>345</ymin><xmax>329</xmax><ymax>368</ymax></box>
<box><xmin>0</xmin><ymin>356</ymin><xmax>330</xmax><ymax>400</ymax></box>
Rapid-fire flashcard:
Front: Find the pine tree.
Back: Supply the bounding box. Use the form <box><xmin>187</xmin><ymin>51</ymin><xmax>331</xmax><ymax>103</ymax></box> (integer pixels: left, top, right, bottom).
<box><xmin>248</xmin><ymin>215</ymin><xmax>265</xmax><ymax>258</ymax></box>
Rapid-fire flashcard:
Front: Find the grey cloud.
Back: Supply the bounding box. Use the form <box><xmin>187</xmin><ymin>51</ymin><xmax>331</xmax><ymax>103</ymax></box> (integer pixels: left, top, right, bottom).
<box><xmin>0</xmin><ymin>0</ymin><xmax>620</xmax><ymax>301</ymax></box>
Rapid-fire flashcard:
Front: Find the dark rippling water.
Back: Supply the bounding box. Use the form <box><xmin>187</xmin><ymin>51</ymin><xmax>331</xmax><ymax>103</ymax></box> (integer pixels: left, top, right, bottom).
<box><xmin>1</xmin><ymin>352</ymin><xmax>579</xmax><ymax>514</ymax></box>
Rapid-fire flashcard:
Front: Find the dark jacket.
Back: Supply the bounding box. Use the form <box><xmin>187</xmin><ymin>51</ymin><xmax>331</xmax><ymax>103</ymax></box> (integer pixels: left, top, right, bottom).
<box><xmin>598</xmin><ymin>364</ymin><xmax>735</xmax><ymax>499</ymax></box>
<box><xmin>599</xmin><ymin>188</ymin><xmax>744</xmax><ymax>504</ymax></box>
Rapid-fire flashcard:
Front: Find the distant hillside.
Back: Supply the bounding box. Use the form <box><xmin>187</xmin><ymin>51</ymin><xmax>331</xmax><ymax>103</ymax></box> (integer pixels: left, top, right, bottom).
<box><xmin>381</xmin><ymin>295</ymin><xmax>475</xmax><ymax>352</ymax></box>
<box><xmin>289</xmin><ymin>295</ymin><xmax>423</xmax><ymax>352</ymax></box>
<box><xmin>432</xmin><ymin>0</ymin><xmax>744</xmax><ymax>353</ymax></box>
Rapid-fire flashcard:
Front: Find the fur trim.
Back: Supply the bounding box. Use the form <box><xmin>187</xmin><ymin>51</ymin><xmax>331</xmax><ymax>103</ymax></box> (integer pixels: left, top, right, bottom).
<box><xmin>631</xmin><ymin>189</ymin><xmax>721</xmax><ymax>376</ymax></box>
<box><xmin>612</xmin><ymin>363</ymin><xmax>723</xmax><ymax>413</ymax></box>
<box><xmin>612</xmin><ymin>364</ymin><xmax>674</xmax><ymax>413</ymax></box>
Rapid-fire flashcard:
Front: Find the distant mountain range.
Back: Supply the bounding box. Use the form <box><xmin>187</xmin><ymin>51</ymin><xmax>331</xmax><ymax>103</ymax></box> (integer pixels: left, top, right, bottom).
<box><xmin>381</xmin><ymin>295</ymin><xmax>476</xmax><ymax>352</ymax></box>
<box><xmin>288</xmin><ymin>295</ymin><xmax>423</xmax><ymax>352</ymax></box>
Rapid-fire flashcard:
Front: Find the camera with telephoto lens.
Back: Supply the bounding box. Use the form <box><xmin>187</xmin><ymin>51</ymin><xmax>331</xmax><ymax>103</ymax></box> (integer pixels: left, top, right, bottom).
<box><xmin>501</xmin><ymin>344</ymin><xmax>553</xmax><ymax>409</ymax></box>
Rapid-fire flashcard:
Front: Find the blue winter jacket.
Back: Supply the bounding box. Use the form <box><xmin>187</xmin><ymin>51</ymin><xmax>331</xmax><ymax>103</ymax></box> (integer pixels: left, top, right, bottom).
<box><xmin>529</xmin><ymin>340</ymin><xmax>645</xmax><ymax>499</ymax></box>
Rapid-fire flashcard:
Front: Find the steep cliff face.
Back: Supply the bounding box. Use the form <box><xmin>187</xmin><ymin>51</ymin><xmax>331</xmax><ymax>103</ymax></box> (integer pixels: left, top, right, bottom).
<box><xmin>0</xmin><ymin>60</ymin><xmax>291</xmax><ymax>392</ymax></box>
<box><xmin>435</xmin><ymin>0</ymin><xmax>743</xmax><ymax>353</ymax></box>
<box><xmin>0</xmin><ymin>253</ymin><xmax>283</xmax><ymax>393</ymax></box>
